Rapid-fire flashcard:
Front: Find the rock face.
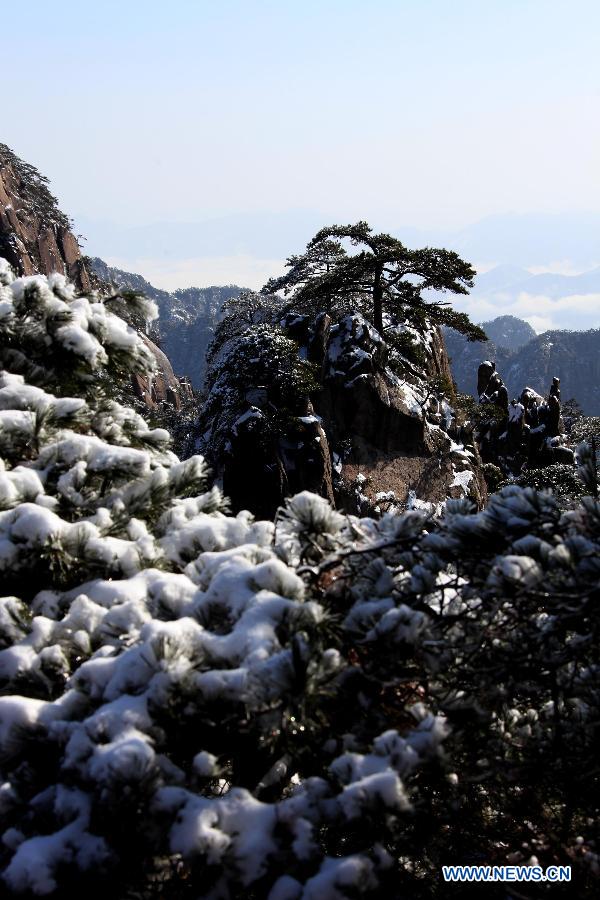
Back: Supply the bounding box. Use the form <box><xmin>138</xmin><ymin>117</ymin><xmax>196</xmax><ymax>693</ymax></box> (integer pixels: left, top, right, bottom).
<box><xmin>316</xmin><ymin>316</ymin><xmax>431</xmax><ymax>457</ymax></box>
<box><xmin>0</xmin><ymin>146</ymin><xmax>192</xmax><ymax>415</ymax></box>
<box><xmin>0</xmin><ymin>143</ymin><xmax>92</xmax><ymax>291</ymax></box>
<box><xmin>312</xmin><ymin>314</ymin><xmax>487</xmax><ymax>513</ymax></box>
<box><xmin>446</xmin><ymin>315</ymin><xmax>600</xmax><ymax>414</ymax></box>
<box><xmin>131</xmin><ymin>335</ymin><xmax>194</xmax><ymax>411</ymax></box>
<box><xmin>206</xmin><ymin>311</ymin><xmax>488</xmax><ymax>518</ymax></box>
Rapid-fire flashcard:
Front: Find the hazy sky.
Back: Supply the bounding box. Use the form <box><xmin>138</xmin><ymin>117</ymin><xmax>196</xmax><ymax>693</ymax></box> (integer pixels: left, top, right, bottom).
<box><xmin>3</xmin><ymin>0</ymin><xmax>600</xmax><ymax>320</ymax></box>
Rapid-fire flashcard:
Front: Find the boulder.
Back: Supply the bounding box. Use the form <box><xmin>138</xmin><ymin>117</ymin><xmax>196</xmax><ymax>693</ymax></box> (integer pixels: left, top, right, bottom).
<box><xmin>315</xmin><ymin>314</ymin><xmax>487</xmax><ymax>512</ymax></box>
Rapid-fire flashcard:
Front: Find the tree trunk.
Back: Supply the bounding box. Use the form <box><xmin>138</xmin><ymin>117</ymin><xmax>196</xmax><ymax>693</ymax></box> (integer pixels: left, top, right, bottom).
<box><xmin>373</xmin><ymin>266</ymin><xmax>383</xmax><ymax>334</ymax></box>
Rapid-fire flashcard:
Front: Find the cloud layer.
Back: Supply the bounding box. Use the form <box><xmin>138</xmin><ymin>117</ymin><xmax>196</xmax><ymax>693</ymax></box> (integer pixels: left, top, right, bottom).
<box><xmin>453</xmin><ymin>290</ymin><xmax>600</xmax><ymax>333</ymax></box>
<box><xmin>105</xmin><ymin>255</ymin><xmax>284</xmax><ymax>292</ymax></box>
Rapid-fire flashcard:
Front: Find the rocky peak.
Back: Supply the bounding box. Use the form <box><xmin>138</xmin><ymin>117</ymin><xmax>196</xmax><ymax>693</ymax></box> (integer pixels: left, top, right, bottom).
<box><xmin>202</xmin><ymin>309</ymin><xmax>487</xmax><ymax>518</ymax></box>
<box><xmin>480</xmin><ymin>315</ymin><xmax>536</xmax><ymax>352</ymax></box>
<box><xmin>0</xmin><ymin>143</ymin><xmax>91</xmax><ymax>291</ymax></box>
<box><xmin>0</xmin><ymin>146</ymin><xmax>193</xmax><ymax>418</ymax></box>
<box><xmin>446</xmin><ymin>316</ymin><xmax>600</xmax><ymax>415</ymax></box>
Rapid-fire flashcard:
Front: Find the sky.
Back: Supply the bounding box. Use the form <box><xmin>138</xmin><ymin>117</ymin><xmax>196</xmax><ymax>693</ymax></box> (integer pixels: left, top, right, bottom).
<box><xmin>2</xmin><ymin>0</ymin><xmax>600</xmax><ymax>327</ymax></box>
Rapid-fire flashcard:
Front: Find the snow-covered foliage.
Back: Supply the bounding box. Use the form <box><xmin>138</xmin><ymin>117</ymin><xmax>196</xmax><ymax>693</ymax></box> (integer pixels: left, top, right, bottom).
<box><xmin>384</xmin><ymin>315</ymin><xmax>437</xmax><ymax>379</ymax></box>
<box><xmin>206</xmin><ymin>290</ymin><xmax>286</xmax><ymax>368</ymax></box>
<box><xmin>576</xmin><ymin>439</ymin><xmax>599</xmax><ymax>498</ymax></box>
<box><xmin>0</xmin><ymin>262</ymin><xmax>598</xmax><ymax>897</ymax></box>
<box><xmin>0</xmin><ymin>263</ymin><xmax>157</xmax><ymax>397</ymax></box>
<box><xmin>200</xmin><ymin>323</ymin><xmax>320</xmax><ymax>464</ymax></box>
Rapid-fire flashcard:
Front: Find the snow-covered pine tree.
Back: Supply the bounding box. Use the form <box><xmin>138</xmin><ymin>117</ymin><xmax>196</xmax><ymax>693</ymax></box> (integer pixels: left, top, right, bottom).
<box><xmin>201</xmin><ymin>322</ymin><xmax>320</xmax><ymax>464</ymax></box>
<box><xmin>0</xmin><ymin>260</ymin><xmax>217</xmax><ymax>595</ymax></box>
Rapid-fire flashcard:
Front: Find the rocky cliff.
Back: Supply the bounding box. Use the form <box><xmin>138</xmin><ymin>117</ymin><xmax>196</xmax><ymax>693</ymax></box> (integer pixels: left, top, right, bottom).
<box><xmin>201</xmin><ymin>310</ymin><xmax>487</xmax><ymax>518</ymax></box>
<box><xmin>314</xmin><ymin>315</ymin><xmax>487</xmax><ymax>514</ymax></box>
<box><xmin>0</xmin><ymin>143</ymin><xmax>92</xmax><ymax>291</ymax></box>
<box><xmin>0</xmin><ymin>144</ymin><xmax>190</xmax><ymax>415</ymax></box>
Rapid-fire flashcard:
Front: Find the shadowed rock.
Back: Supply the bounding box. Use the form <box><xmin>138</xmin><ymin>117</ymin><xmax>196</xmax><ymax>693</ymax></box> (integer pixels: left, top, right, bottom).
<box><xmin>476</xmin><ymin>363</ymin><xmax>574</xmax><ymax>474</ymax></box>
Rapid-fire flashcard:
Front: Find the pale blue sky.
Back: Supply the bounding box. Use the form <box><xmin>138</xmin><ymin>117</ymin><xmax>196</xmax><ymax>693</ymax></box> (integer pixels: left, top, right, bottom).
<box><xmin>2</xmin><ymin>0</ymin><xmax>600</xmax><ymax>306</ymax></box>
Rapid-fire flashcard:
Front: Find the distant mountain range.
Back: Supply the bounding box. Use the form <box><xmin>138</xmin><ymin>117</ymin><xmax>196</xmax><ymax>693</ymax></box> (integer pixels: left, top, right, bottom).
<box><xmin>445</xmin><ymin>315</ymin><xmax>600</xmax><ymax>414</ymax></box>
<box><xmin>429</xmin><ymin>261</ymin><xmax>600</xmax><ymax>334</ymax></box>
<box><xmin>473</xmin><ymin>264</ymin><xmax>600</xmax><ymax>298</ymax></box>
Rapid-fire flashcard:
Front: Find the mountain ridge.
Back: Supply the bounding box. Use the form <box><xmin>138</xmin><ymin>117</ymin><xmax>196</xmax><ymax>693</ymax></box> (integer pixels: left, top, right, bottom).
<box><xmin>88</xmin><ymin>257</ymin><xmax>242</xmax><ymax>389</ymax></box>
<box><xmin>446</xmin><ymin>314</ymin><xmax>600</xmax><ymax>413</ymax></box>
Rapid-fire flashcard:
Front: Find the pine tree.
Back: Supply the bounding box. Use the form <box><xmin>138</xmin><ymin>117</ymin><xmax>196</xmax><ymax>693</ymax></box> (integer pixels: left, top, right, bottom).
<box><xmin>262</xmin><ymin>221</ymin><xmax>487</xmax><ymax>340</ymax></box>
